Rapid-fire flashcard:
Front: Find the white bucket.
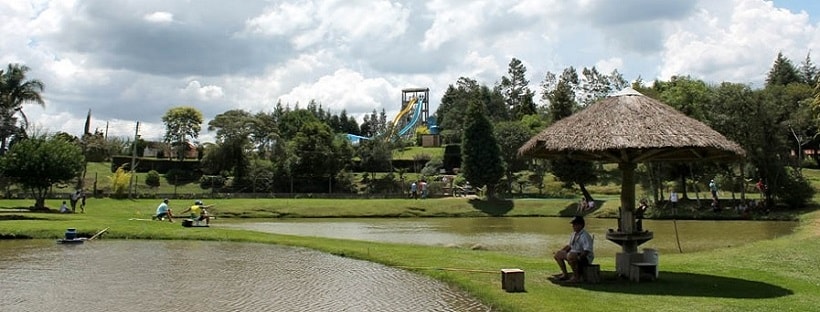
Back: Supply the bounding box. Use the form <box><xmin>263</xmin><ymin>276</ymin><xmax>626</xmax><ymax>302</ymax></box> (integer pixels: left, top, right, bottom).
<box><xmin>643</xmin><ymin>248</ymin><xmax>659</xmax><ymax>278</ymax></box>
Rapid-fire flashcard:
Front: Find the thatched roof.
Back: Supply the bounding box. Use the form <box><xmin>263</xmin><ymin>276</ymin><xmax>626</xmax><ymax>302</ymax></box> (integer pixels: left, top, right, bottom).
<box><xmin>518</xmin><ymin>88</ymin><xmax>745</xmax><ymax>163</ymax></box>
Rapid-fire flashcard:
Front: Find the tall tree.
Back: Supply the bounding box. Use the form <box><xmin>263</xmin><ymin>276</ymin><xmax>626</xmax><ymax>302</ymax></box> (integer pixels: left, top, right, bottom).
<box><xmin>654</xmin><ymin>76</ymin><xmax>712</xmax><ymax>122</ymax></box>
<box><xmin>461</xmin><ymin>101</ymin><xmax>504</xmax><ymax>199</ymax></box>
<box><xmin>799</xmin><ymin>51</ymin><xmax>818</xmax><ymax>85</ymax></box>
<box><xmin>0</xmin><ymin>64</ymin><xmax>45</xmax><ymax>154</ymax></box>
<box><xmin>251</xmin><ymin>111</ymin><xmax>280</xmax><ymax>158</ymax></box>
<box><xmin>206</xmin><ymin>109</ymin><xmax>255</xmax><ymax>187</ymax></box>
<box><xmin>544</xmin><ymin>67</ymin><xmax>597</xmax><ymax>201</ymax></box>
<box><xmin>766</xmin><ymin>52</ymin><xmax>801</xmax><ymax>87</ymax></box>
<box><xmin>0</xmin><ymin>134</ymin><xmax>84</xmax><ymax>210</ymax></box>
<box><xmin>499</xmin><ymin>58</ymin><xmax>535</xmax><ymax>120</ymax></box>
<box><xmin>162</xmin><ymin>106</ymin><xmax>204</xmax><ymax>161</ymax></box>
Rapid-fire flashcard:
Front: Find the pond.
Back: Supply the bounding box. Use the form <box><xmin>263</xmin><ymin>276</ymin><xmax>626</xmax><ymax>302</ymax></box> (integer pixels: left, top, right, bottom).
<box><xmin>0</xmin><ymin>240</ymin><xmax>490</xmax><ymax>312</ymax></box>
<box><xmin>223</xmin><ymin>217</ymin><xmax>798</xmax><ymax>258</ymax></box>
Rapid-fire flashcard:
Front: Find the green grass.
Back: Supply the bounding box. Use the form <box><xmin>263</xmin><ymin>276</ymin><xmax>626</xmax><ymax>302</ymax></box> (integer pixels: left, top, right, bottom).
<box><xmin>392</xmin><ymin>146</ymin><xmax>444</xmax><ymax>160</ymax></box>
<box><xmin>1</xmin><ymin>197</ymin><xmax>819</xmax><ymax>311</ymax></box>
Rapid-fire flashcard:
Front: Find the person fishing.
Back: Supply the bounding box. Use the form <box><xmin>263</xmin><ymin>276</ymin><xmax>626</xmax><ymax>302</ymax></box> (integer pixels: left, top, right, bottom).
<box><xmin>180</xmin><ymin>200</ymin><xmax>212</xmax><ymax>225</ymax></box>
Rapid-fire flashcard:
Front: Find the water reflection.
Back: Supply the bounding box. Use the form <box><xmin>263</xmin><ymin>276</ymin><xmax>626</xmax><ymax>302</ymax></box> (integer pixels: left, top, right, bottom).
<box><xmin>225</xmin><ymin>217</ymin><xmax>797</xmax><ymax>257</ymax></box>
<box><xmin>0</xmin><ymin>240</ymin><xmax>490</xmax><ymax>312</ymax></box>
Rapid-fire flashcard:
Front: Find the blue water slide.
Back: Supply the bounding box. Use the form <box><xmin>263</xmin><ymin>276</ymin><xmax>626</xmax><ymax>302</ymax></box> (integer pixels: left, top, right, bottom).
<box><xmin>397</xmin><ymin>97</ymin><xmax>423</xmax><ymax>136</ymax></box>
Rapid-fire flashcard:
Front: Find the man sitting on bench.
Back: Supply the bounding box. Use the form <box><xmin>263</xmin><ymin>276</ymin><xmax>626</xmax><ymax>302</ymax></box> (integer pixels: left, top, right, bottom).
<box><xmin>553</xmin><ymin>216</ymin><xmax>594</xmax><ymax>283</ymax></box>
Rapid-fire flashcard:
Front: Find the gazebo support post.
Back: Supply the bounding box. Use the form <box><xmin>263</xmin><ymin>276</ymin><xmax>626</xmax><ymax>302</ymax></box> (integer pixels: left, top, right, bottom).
<box><xmin>612</xmin><ymin>162</ymin><xmax>654</xmax><ymax>278</ymax></box>
<box><xmin>619</xmin><ymin>162</ymin><xmax>636</xmax><ymax>237</ymax></box>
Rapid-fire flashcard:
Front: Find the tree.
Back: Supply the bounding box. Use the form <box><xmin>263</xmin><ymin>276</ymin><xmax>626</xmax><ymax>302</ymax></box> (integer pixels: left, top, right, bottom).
<box><xmin>0</xmin><ymin>64</ymin><xmax>45</xmax><ymax>154</ymax></box>
<box><xmin>162</xmin><ymin>106</ymin><xmax>203</xmax><ymax>161</ymax></box>
<box><xmin>543</xmin><ymin>67</ymin><xmax>597</xmax><ymax>200</ymax></box>
<box><xmin>436</xmin><ymin>77</ymin><xmax>480</xmax><ymax>140</ymax></box>
<box><xmin>289</xmin><ymin>121</ymin><xmax>343</xmax><ymax>179</ymax></box>
<box><xmin>206</xmin><ymin>109</ymin><xmax>256</xmax><ymax>189</ymax></box>
<box><xmin>494</xmin><ymin>121</ymin><xmax>532</xmax><ymax>195</ymax></box>
<box><xmin>499</xmin><ymin>58</ymin><xmax>535</xmax><ymax>120</ymax></box>
<box><xmin>0</xmin><ymin>134</ymin><xmax>84</xmax><ymax>210</ymax></box>
<box><xmin>461</xmin><ymin>101</ymin><xmax>504</xmax><ymax>199</ymax></box>
<box><xmin>766</xmin><ymin>52</ymin><xmax>801</xmax><ymax>87</ymax></box>
<box><xmin>799</xmin><ymin>51</ymin><xmax>818</xmax><ymax>85</ymax></box>
<box><xmin>251</xmin><ymin>111</ymin><xmax>280</xmax><ymax>158</ymax></box>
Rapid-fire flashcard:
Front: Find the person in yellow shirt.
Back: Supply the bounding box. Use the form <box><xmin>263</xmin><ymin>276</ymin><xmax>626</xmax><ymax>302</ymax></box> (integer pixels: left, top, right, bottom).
<box><xmin>180</xmin><ymin>200</ymin><xmax>212</xmax><ymax>225</ymax></box>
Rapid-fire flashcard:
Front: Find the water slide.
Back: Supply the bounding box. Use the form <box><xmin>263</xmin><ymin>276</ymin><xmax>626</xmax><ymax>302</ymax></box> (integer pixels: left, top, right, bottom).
<box><xmin>397</xmin><ymin>97</ymin><xmax>423</xmax><ymax>136</ymax></box>
<box><xmin>390</xmin><ymin>97</ymin><xmax>424</xmax><ymax>137</ymax></box>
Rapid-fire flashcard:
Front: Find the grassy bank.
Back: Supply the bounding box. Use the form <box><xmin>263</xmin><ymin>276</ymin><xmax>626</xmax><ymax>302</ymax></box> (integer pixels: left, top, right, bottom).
<box><xmin>1</xmin><ymin>198</ymin><xmax>818</xmax><ymax>311</ymax></box>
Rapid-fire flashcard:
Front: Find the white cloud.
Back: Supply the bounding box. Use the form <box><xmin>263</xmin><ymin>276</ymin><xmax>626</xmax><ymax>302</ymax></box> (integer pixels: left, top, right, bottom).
<box><xmin>2</xmin><ymin>0</ymin><xmax>820</xmax><ymax>143</ymax></box>
<box><xmin>595</xmin><ymin>57</ymin><xmax>623</xmax><ymax>74</ymax></box>
<box><xmin>279</xmin><ymin>68</ymin><xmax>394</xmax><ymax>116</ymax></box>
<box><xmin>143</xmin><ymin>11</ymin><xmax>174</xmax><ymax>24</ymax></box>
<box><xmin>181</xmin><ymin>80</ymin><xmax>225</xmax><ymax>102</ymax></box>
<box><xmin>660</xmin><ymin>0</ymin><xmax>817</xmax><ymax>82</ymax></box>
<box><xmin>421</xmin><ymin>0</ymin><xmax>485</xmax><ymax>51</ymax></box>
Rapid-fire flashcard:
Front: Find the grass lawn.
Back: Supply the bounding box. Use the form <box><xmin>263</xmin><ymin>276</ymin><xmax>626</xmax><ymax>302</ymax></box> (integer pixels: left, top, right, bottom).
<box><xmin>1</xmin><ymin>197</ymin><xmax>818</xmax><ymax>312</ymax></box>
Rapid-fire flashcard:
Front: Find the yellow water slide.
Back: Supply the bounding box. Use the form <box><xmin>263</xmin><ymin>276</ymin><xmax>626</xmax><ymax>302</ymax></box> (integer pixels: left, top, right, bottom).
<box><xmin>390</xmin><ymin>97</ymin><xmax>417</xmax><ymax>133</ymax></box>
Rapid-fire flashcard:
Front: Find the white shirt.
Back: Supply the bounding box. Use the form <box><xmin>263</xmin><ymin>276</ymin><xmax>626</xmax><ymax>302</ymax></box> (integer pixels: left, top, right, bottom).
<box><xmin>569</xmin><ymin>229</ymin><xmax>594</xmax><ymax>262</ymax></box>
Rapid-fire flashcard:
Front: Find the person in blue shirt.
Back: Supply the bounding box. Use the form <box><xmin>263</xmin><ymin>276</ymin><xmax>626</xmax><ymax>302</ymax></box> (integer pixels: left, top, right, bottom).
<box><xmin>152</xmin><ymin>198</ymin><xmax>174</xmax><ymax>222</ymax></box>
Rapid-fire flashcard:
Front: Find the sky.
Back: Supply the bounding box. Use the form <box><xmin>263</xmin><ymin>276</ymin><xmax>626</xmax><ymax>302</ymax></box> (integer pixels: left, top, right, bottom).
<box><xmin>1</xmin><ymin>0</ymin><xmax>819</xmax><ymax>143</ymax></box>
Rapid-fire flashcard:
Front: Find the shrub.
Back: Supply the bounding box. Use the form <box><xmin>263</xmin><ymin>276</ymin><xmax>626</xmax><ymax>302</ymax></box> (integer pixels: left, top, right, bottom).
<box><xmin>165</xmin><ymin>168</ymin><xmax>200</xmax><ymax>186</ymax></box>
<box><xmin>108</xmin><ymin>165</ymin><xmax>131</xmax><ymax>196</ymax></box>
<box><xmin>145</xmin><ymin>170</ymin><xmax>161</xmax><ymax>189</ymax></box>
<box><xmin>775</xmin><ymin>168</ymin><xmax>814</xmax><ymax>209</ymax></box>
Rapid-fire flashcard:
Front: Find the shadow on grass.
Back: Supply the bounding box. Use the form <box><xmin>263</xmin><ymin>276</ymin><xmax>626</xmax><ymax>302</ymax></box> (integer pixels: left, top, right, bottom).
<box><xmin>552</xmin><ymin>271</ymin><xmax>792</xmax><ymax>299</ymax></box>
<box><xmin>468</xmin><ymin>199</ymin><xmax>513</xmax><ymax>216</ymax></box>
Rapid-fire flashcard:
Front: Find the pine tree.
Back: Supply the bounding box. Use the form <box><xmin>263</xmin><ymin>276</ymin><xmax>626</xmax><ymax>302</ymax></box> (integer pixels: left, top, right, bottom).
<box><xmin>799</xmin><ymin>51</ymin><xmax>818</xmax><ymax>85</ymax></box>
<box><xmin>499</xmin><ymin>58</ymin><xmax>535</xmax><ymax>120</ymax></box>
<box><xmin>461</xmin><ymin>100</ymin><xmax>504</xmax><ymax>199</ymax></box>
<box><xmin>766</xmin><ymin>52</ymin><xmax>801</xmax><ymax>87</ymax></box>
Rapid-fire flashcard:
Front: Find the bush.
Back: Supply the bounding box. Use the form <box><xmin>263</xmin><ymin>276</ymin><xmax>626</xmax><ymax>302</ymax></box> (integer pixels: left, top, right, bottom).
<box><xmin>199</xmin><ymin>175</ymin><xmax>226</xmax><ymax>190</ymax></box>
<box><xmin>145</xmin><ymin>170</ymin><xmax>161</xmax><ymax>188</ymax></box>
<box><xmin>775</xmin><ymin>168</ymin><xmax>814</xmax><ymax>209</ymax></box>
<box><xmin>165</xmin><ymin>168</ymin><xmax>200</xmax><ymax>186</ymax></box>
<box><xmin>108</xmin><ymin>165</ymin><xmax>131</xmax><ymax>196</ymax></box>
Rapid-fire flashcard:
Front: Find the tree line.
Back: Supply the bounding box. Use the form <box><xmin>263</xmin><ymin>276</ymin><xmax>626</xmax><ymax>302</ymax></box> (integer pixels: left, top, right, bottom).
<box><xmin>1</xmin><ymin>51</ymin><xmax>819</xmax><ymax>209</ymax></box>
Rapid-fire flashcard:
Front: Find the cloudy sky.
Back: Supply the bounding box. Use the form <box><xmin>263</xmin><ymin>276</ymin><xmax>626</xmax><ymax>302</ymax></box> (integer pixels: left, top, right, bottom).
<box><xmin>1</xmin><ymin>0</ymin><xmax>819</xmax><ymax>143</ymax></box>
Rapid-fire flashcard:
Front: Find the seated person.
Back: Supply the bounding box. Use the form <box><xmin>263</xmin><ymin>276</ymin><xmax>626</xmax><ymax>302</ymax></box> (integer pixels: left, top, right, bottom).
<box><xmin>553</xmin><ymin>216</ymin><xmax>594</xmax><ymax>283</ymax></box>
<box><xmin>59</xmin><ymin>200</ymin><xmax>70</xmax><ymax>213</ymax></box>
<box><xmin>180</xmin><ymin>200</ymin><xmax>212</xmax><ymax>225</ymax></box>
<box><xmin>152</xmin><ymin>198</ymin><xmax>174</xmax><ymax>222</ymax></box>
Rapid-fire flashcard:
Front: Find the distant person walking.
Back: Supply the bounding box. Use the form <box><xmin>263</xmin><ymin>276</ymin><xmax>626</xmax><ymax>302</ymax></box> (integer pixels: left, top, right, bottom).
<box><xmin>70</xmin><ymin>190</ymin><xmax>81</xmax><ymax>213</ymax></box>
<box><xmin>79</xmin><ymin>190</ymin><xmax>87</xmax><ymax>213</ymax></box>
<box><xmin>410</xmin><ymin>182</ymin><xmax>418</xmax><ymax>199</ymax></box>
<box><xmin>709</xmin><ymin>179</ymin><xmax>718</xmax><ymax>200</ymax></box>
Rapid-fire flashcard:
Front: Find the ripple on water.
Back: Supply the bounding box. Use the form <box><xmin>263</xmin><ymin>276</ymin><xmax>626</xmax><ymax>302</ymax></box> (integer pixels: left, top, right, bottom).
<box><xmin>0</xmin><ymin>240</ymin><xmax>491</xmax><ymax>312</ymax></box>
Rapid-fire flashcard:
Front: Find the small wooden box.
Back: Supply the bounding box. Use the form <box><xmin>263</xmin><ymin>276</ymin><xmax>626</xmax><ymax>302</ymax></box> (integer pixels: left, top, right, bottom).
<box><xmin>501</xmin><ymin>269</ymin><xmax>525</xmax><ymax>292</ymax></box>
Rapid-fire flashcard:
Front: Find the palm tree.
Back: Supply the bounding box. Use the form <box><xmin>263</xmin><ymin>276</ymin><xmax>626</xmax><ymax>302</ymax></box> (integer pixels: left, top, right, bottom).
<box><xmin>0</xmin><ymin>64</ymin><xmax>45</xmax><ymax>154</ymax></box>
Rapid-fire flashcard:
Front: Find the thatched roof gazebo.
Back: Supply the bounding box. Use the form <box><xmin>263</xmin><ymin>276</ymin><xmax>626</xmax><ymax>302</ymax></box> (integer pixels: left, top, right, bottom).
<box><xmin>518</xmin><ymin>87</ymin><xmax>745</xmax><ymax>277</ymax></box>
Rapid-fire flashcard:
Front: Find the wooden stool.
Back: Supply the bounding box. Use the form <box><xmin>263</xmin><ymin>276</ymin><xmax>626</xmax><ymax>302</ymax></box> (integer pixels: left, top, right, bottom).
<box><xmin>581</xmin><ymin>264</ymin><xmax>601</xmax><ymax>283</ymax></box>
<box><xmin>500</xmin><ymin>269</ymin><xmax>525</xmax><ymax>292</ymax></box>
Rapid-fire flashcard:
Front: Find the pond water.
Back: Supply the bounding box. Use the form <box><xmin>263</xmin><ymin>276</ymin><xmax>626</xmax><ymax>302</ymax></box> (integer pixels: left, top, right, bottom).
<box><xmin>0</xmin><ymin>240</ymin><xmax>490</xmax><ymax>312</ymax></box>
<box><xmin>224</xmin><ymin>217</ymin><xmax>798</xmax><ymax>258</ymax></box>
